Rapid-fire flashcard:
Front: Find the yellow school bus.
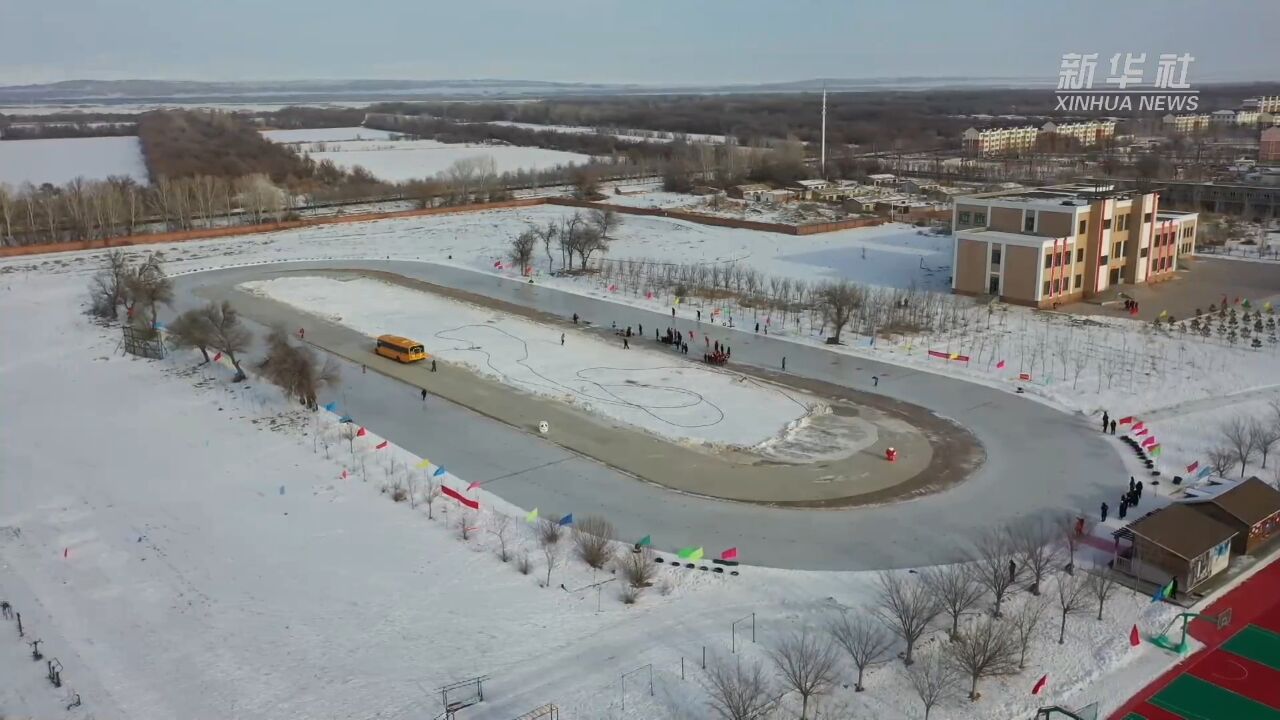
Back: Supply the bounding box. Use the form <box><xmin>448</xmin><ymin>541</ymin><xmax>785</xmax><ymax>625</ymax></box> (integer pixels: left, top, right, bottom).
<box><xmin>375</xmin><ymin>335</ymin><xmax>428</xmax><ymax>363</ymax></box>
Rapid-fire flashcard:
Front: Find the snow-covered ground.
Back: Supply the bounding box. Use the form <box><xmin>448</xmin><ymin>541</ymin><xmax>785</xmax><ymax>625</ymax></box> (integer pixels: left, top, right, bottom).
<box><xmin>0</xmin><ymin>265</ymin><xmax>1191</xmax><ymax>720</ymax></box>
<box><xmin>0</xmin><ymin>136</ymin><xmax>148</xmax><ymax>186</ymax></box>
<box><xmin>261</xmin><ymin>126</ymin><xmax>402</xmax><ymax>143</ymax></box>
<box><xmin>240</xmin><ymin>275</ymin><xmax>819</xmax><ymax>448</ymax></box>
<box><xmin>294</xmin><ymin>138</ymin><xmax>591</xmax><ymax>182</ymax></box>
<box><xmin>487</xmin><ymin>120</ymin><xmax>728</xmax><ymax>144</ymax></box>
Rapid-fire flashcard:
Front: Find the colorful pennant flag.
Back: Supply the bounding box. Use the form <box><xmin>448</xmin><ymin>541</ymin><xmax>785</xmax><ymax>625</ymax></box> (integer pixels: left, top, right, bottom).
<box><xmin>433</xmin><ymin>466</ymin><xmax>446</xmax><ymax>477</ymax></box>
<box><xmin>1129</xmin><ymin>624</ymin><xmax>1141</xmax><ymax>647</ymax></box>
<box><xmin>375</xmin><ymin>440</ymin><xmax>389</xmax><ymax>450</ymax></box>
<box><xmin>340</xmin><ymin>469</ymin><xmax>348</xmax><ymax>479</ymax></box>
<box><xmin>636</xmin><ymin>535</ymin><xmax>652</xmax><ymax>548</ymax></box>
<box><xmin>1132</xmin><ymin>422</ymin><xmax>1145</xmax><ymax>432</ymax></box>
<box><xmin>466</xmin><ymin>481</ymin><xmax>481</xmax><ymax>491</ymax></box>
<box><xmin>415</xmin><ymin>458</ymin><xmax>432</xmax><ymax>469</ymax></box>
<box><xmin>1119</xmin><ymin>416</ymin><xmax>1134</xmax><ymax>425</ymax></box>
<box><xmin>677</xmin><ymin>547</ymin><xmax>698</xmax><ymax>559</ymax></box>
<box><xmin>1197</xmin><ymin>465</ymin><xmax>1213</xmax><ymax>478</ymax></box>
<box><xmin>558</xmin><ymin>513</ymin><xmax>574</xmax><ymax>526</ymax></box>
<box><xmin>1032</xmin><ymin>674</ymin><xmax>1048</xmax><ymax>695</ymax></box>
<box><xmin>338</xmin><ymin>415</ymin><xmax>353</xmax><ymax>424</ymax></box>
<box><xmin>689</xmin><ymin>547</ymin><xmax>705</xmax><ymax>561</ymax></box>
<box><xmin>356</xmin><ymin>427</ymin><xmax>367</xmax><ymax>438</ymax></box>
<box><xmin>720</xmin><ymin>547</ymin><xmax>739</xmax><ymax>561</ymax></box>
<box><xmin>1142</xmin><ymin>436</ymin><xmax>1157</xmax><ymax>448</ymax></box>
<box><xmin>323</xmin><ymin>401</ymin><xmax>338</xmax><ymax>412</ymax></box>
<box><xmin>674</xmin><ymin>297</ymin><xmax>681</xmax><ymax>305</ymax></box>
<box><xmin>1134</xmin><ymin>428</ymin><xmax>1149</xmax><ymax>437</ymax></box>
<box><xmin>441</xmin><ymin>485</ymin><xmax>480</xmax><ymax>510</ymax></box>
<box><xmin>1150</xmin><ymin>445</ymin><xmax>1162</xmax><ymax>457</ymax></box>
<box><xmin>996</xmin><ymin>360</ymin><xmax>1006</xmax><ymax>369</ymax></box>
<box><xmin>212</xmin><ymin>352</ymin><xmax>222</xmax><ymax>362</ymax></box>
<box><xmin>1186</xmin><ymin>461</ymin><xmax>1199</xmax><ymax>474</ymax></box>
<box><xmin>525</xmin><ymin>508</ymin><xmax>538</xmax><ymax>523</ymax></box>
<box><xmin>1151</xmin><ymin>579</ymin><xmax>1175</xmax><ymax>603</ymax></box>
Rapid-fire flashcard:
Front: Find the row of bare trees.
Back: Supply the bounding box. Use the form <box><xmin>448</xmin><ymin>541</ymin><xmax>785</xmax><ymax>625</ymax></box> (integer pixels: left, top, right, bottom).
<box><xmin>1209</xmin><ymin>407</ymin><xmax>1280</xmax><ymax>481</ymax></box>
<box><xmin>510</xmin><ymin>208</ymin><xmax>621</xmax><ymax>275</ymax></box>
<box><xmin>705</xmin><ymin>516</ymin><xmax>1124</xmax><ymax>719</ymax></box>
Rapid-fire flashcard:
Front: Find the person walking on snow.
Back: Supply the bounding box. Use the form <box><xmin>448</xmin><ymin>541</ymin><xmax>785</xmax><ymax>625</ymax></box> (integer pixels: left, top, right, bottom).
<box><xmin>872</xmin><ymin>375</ymin><xmax>880</xmax><ymax>387</ymax></box>
<box><xmin>1110</xmin><ymin>419</ymin><xmax>1116</xmax><ymax>435</ymax></box>
<box><xmin>782</xmin><ymin>356</ymin><xmax>787</xmax><ymax>371</ymax></box>
<box><xmin>1100</xmin><ymin>502</ymin><xmax>1109</xmax><ymax>522</ymax></box>
<box><xmin>638</xmin><ymin>324</ymin><xmax>643</xmax><ymax>337</ymax></box>
<box><xmin>697</xmin><ymin>310</ymin><xmax>702</xmax><ymax>322</ymax></box>
<box><xmin>672</xmin><ymin>307</ymin><xmax>676</xmax><ymax>318</ymax></box>
<box><xmin>755</xmin><ymin>322</ymin><xmax>760</xmax><ymax>333</ymax></box>
<box><xmin>572</xmin><ymin>313</ymin><xmax>579</xmax><ymax>325</ymax></box>
<box><xmin>1102</xmin><ymin>411</ymin><xmax>1109</xmax><ymax>432</ymax></box>
<box><xmin>431</xmin><ymin>359</ymin><xmax>437</xmax><ymax>372</ymax></box>
<box><xmin>1118</xmin><ymin>497</ymin><xmax>1128</xmax><ymax>519</ymax></box>
<box><xmin>560</xmin><ymin>333</ymin><xmax>565</xmax><ymax>346</ymax></box>
<box><xmin>298</xmin><ymin>327</ymin><xmax>305</xmax><ymax>341</ymax></box>
<box><xmin>623</xmin><ymin>337</ymin><xmax>629</xmax><ymax>349</ymax></box>
<box><xmin>1129</xmin><ymin>476</ymin><xmax>1136</xmax><ymax>493</ymax></box>
<box><xmin>421</xmin><ymin>388</ymin><xmax>427</xmax><ymax>402</ymax></box>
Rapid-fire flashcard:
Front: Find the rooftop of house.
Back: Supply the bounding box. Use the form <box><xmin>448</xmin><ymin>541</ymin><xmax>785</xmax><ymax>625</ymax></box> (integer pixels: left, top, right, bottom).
<box><xmin>962</xmin><ymin>182</ymin><xmax>1144</xmax><ymax>206</ymax></box>
<box><xmin>954</xmin><ymin>228</ymin><xmax>1057</xmax><ymax>247</ymax></box>
<box><xmin>793</xmin><ymin>179</ymin><xmax>830</xmax><ymax>188</ymax></box>
<box><xmin>1118</xmin><ymin>502</ymin><xmax>1237</xmax><ymax>560</ymax></box>
<box><xmin>735</xmin><ymin>183</ymin><xmax>771</xmax><ymax>192</ymax></box>
<box><xmin>1185</xmin><ymin>477</ymin><xmax>1280</xmax><ymax>528</ymax></box>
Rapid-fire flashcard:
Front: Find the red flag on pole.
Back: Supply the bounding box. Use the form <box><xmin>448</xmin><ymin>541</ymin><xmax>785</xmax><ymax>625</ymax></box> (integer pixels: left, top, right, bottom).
<box><xmin>1186</xmin><ymin>461</ymin><xmax>1199</xmax><ymax>474</ymax></box>
<box><xmin>356</xmin><ymin>427</ymin><xmax>367</xmax><ymax>437</ymax></box>
<box><xmin>1118</xmin><ymin>416</ymin><xmax>1134</xmax><ymax>425</ymax></box>
<box><xmin>212</xmin><ymin>352</ymin><xmax>222</xmax><ymax>362</ymax></box>
<box><xmin>441</xmin><ymin>484</ymin><xmax>480</xmax><ymax>510</ymax></box>
<box><xmin>466</xmin><ymin>481</ymin><xmax>481</xmax><ymax>491</ymax></box>
<box><xmin>1032</xmin><ymin>674</ymin><xmax>1048</xmax><ymax>695</ymax></box>
<box><xmin>1132</xmin><ymin>422</ymin><xmax>1145</xmax><ymax>432</ymax></box>
<box><xmin>996</xmin><ymin>360</ymin><xmax>1006</xmax><ymax>369</ymax></box>
<box><xmin>721</xmin><ymin>547</ymin><xmax>739</xmax><ymax>561</ymax></box>
<box><xmin>375</xmin><ymin>440</ymin><xmax>389</xmax><ymax>450</ymax></box>
<box><xmin>340</xmin><ymin>469</ymin><xmax>348</xmax><ymax>479</ymax></box>
<box><xmin>1134</xmin><ymin>428</ymin><xmax>1149</xmax><ymax>437</ymax></box>
<box><xmin>1130</xmin><ymin>625</ymin><xmax>1141</xmax><ymax>647</ymax></box>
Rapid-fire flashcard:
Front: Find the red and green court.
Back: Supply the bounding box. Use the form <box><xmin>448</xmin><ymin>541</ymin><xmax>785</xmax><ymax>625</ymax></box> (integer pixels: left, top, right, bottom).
<box><xmin>1111</xmin><ymin>556</ymin><xmax>1280</xmax><ymax>720</ymax></box>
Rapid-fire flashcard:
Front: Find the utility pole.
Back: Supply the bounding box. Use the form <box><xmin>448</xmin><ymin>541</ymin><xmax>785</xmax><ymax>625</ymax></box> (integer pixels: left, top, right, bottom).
<box><xmin>820</xmin><ymin>88</ymin><xmax>828</xmax><ymax>178</ymax></box>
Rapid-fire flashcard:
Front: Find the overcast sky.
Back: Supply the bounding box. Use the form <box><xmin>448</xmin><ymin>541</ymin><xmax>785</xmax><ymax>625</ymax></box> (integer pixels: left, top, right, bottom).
<box><xmin>3</xmin><ymin>0</ymin><xmax>1278</xmax><ymax>86</ymax></box>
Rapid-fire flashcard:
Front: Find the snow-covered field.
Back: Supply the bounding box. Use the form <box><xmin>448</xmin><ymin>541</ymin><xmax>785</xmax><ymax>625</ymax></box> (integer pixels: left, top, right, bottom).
<box><xmin>0</xmin><ymin>136</ymin><xmax>148</xmax><ymax>186</ymax></box>
<box><xmin>487</xmin><ymin>120</ymin><xmax>729</xmax><ymax>145</ymax></box>
<box><xmin>273</xmin><ymin>134</ymin><xmax>591</xmax><ymax>182</ymax></box>
<box><xmin>261</xmin><ymin>126</ymin><xmax>402</xmax><ymax>143</ymax></box>
<box><xmin>241</xmin><ymin>276</ymin><xmax>819</xmax><ymax>448</ymax></box>
<box><xmin>1</xmin><ymin>265</ymin><xmax>1191</xmax><ymax>720</ymax></box>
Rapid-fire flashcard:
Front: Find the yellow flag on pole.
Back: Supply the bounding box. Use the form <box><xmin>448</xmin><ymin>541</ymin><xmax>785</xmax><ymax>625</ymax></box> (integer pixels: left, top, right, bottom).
<box><xmin>415</xmin><ymin>458</ymin><xmax>432</xmax><ymax>469</ymax></box>
<box><xmin>525</xmin><ymin>508</ymin><xmax>539</xmax><ymax>523</ymax></box>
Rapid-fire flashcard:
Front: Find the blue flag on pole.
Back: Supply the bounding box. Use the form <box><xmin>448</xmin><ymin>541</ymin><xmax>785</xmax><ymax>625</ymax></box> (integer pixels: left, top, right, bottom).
<box><xmin>558</xmin><ymin>513</ymin><xmax>574</xmax><ymax>526</ymax></box>
<box><xmin>1197</xmin><ymin>465</ymin><xmax>1212</xmax><ymax>479</ymax></box>
<box><xmin>323</xmin><ymin>401</ymin><xmax>339</xmax><ymax>412</ymax></box>
<box><xmin>433</xmin><ymin>466</ymin><xmax>446</xmax><ymax>477</ymax></box>
<box><xmin>338</xmin><ymin>415</ymin><xmax>353</xmax><ymax>424</ymax></box>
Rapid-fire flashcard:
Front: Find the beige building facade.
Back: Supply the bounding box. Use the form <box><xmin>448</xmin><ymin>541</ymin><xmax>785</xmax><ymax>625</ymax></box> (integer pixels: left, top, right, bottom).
<box><xmin>951</xmin><ymin>183</ymin><xmax>1197</xmax><ymax>307</ymax></box>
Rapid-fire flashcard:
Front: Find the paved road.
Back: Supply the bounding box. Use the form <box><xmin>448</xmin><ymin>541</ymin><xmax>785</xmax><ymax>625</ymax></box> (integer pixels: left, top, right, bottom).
<box><xmin>171</xmin><ymin>260</ymin><xmax>1126</xmax><ymax>571</ymax></box>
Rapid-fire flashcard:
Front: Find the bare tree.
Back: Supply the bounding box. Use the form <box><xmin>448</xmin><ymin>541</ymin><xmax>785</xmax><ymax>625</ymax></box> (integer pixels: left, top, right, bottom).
<box><xmin>828</xmin><ymin>611</ymin><xmax>894</xmax><ymax>692</ymax></box>
<box><xmin>874</xmin><ymin>571</ymin><xmax>942</xmax><ymax>665</ymax></box>
<box><xmin>1013</xmin><ymin>518</ymin><xmax>1063</xmax><ymax>595</ymax></box>
<box><xmin>532</xmin><ymin>221</ymin><xmax>558</xmax><ymax>274</ymax></box>
<box><xmin>1251</xmin><ymin>415</ymin><xmax>1280</xmax><ymax>469</ymax></box>
<box><xmin>1207</xmin><ymin>445</ymin><xmax>1236</xmax><ymax>477</ymax></box>
<box><xmin>1221</xmin><ymin>417</ymin><xmax>1258</xmax><ymax>477</ymax></box>
<box><xmin>167</xmin><ymin>307</ymin><xmax>214</xmax><ymax>362</ymax></box>
<box><xmin>816</xmin><ymin>281</ymin><xmax>863</xmax><ymax>343</ymax></box>
<box><xmin>972</xmin><ymin>528</ymin><xmax>1022</xmax><ymax>617</ymax></box>
<box><xmin>257</xmin><ymin>326</ymin><xmax>341</xmax><ymax>409</ymax></box>
<box><xmin>948</xmin><ymin>615</ymin><xmax>1019</xmax><ymax>701</ymax></box>
<box><xmin>536</xmin><ymin>517</ymin><xmax>564</xmax><ymax>546</ymax></box>
<box><xmin>1054</xmin><ymin>573</ymin><xmax>1090</xmax><ymax>644</ymax></box>
<box><xmin>590</xmin><ymin>206</ymin><xmax>621</xmax><ymax>243</ymax></box>
<box><xmin>1009</xmin><ymin>596</ymin><xmax>1049</xmax><ymax>669</ymax></box>
<box><xmin>1085</xmin><ymin>569</ymin><xmax>1121</xmax><ymax>621</ymax></box>
<box><xmin>540</xmin><ymin>537</ymin><xmax>563</xmax><ymax>588</ymax></box>
<box><xmin>704</xmin><ymin>655</ymin><xmax>778</xmax><ymax>720</ymax></box>
<box><xmin>572</xmin><ymin>515</ymin><xmax>615</xmax><ymax>569</ymax></box>
<box><xmin>1059</xmin><ymin>513</ymin><xmax>1092</xmax><ymax>575</ymax></box>
<box><xmin>489</xmin><ymin>513</ymin><xmax>513</xmax><ymax>562</ymax></box>
<box><xmin>200</xmin><ymin>300</ymin><xmax>252</xmax><ymax>381</ymax></box>
<box><xmin>767</xmin><ymin>628</ymin><xmax>839</xmax><ymax>719</ymax></box>
<box><xmin>509</xmin><ymin>228</ymin><xmax>537</xmax><ymax>275</ymax></box>
<box><xmin>924</xmin><ymin>564</ymin><xmax>986</xmax><ymax>641</ymax></box>
<box><xmin>619</xmin><ymin>547</ymin><xmax>657</xmax><ymax>589</ymax></box>
<box><xmin>906</xmin><ymin>649</ymin><xmax>959</xmax><ymax>720</ymax></box>
<box><xmin>421</xmin><ymin>478</ymin><xmax>441</xmax><ymax>519</ymax></box>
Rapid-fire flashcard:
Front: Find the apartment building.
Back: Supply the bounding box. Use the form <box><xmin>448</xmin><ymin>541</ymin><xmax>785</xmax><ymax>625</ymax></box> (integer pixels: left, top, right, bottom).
<box><xmin>951</xmin><ymin>183</ymin><xmax>1198</xmax><ymax>307</ymax></box>
<box><xmin>1244</xmin><ymin>96</ymin><xmax>1280</xmax><ymax>114</ymax></box>
<box><xmin>1262</xmin><ymin>127</ymin><xmax>1280</xmax><ymax>163</ymax></box>
<box><xmin>962</xmin><ymin>121</ymin><xmax>1116</xmax><ymax>156</ymax></box>
<box><xmin>1163</xmin><ymin>113</ymin><xmax>1212</xmax><ymax>133</ymax></box>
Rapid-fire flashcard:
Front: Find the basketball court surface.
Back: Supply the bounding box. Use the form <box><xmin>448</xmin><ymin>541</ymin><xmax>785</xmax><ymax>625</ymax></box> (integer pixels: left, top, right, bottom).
<box><xmin>1112</xmin><ymin>557</ymin><xmax>1280</xmax><ymax>720</ymax></box>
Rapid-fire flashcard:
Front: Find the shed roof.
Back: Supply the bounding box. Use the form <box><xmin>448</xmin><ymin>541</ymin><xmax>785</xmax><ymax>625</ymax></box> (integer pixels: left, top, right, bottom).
<box><xmin>1122</xmin><ymin>503</ymin><xmax>1237</xmax><ymax>560</ymax></box>
<box><xmin>1189</xmin><ymin>477</ymin><xmax>1280</xmax><ymax>528</ymax></box>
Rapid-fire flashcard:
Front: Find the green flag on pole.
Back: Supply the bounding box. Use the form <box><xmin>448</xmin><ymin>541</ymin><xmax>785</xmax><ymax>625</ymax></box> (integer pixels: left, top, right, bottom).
<box><xmin>636</xmin><ymin>535</ymin><xmax>651</xmax><ymax>547</ymax></box>
<box><xmin>677</xmin><ymin>546</ymin><xmax>697</xmax><ymax>559</ymax></box>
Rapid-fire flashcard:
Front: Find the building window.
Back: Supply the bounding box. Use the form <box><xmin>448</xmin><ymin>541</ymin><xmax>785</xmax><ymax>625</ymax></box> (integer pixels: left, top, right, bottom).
<box><xmin>1140</xmin><ymin>247</ymin><xmax>1149</xmax><ymax>258</ymax></box>
<box><xmin>989</xmin><ymin>275</ymin><xmax>1000</xmax><ymax>294</ymax></box>
<box><xmin>1043</xmin><ymin>281</ymin><xmax>1051</xmax><ymax>297</ymax></box>
<box><xmin>1113</xmin><ymin>243</ymin><xmax>1121</xmax><ymax>257</ymax></box>
<box><xmin>1100</xmin><ymin>255</ymin><xmax>1109</xmax><ymax>265</ymax></box>
<box><xmin>974</xmin><ymin>212</ymin><xmax>986</xmax><ymax>225</ymax></box>
<box><xmin>1144</xmin><ymin>212</ymin><xmax>1152</xmax><ymax>223</ymax></box>
<box><xmin>991</xmin><ymin>247</ymin><xmax>1001</xmax><ymax>264</ymax></box>
<box><xmin>1075</xmin><ymin>273</ymin><xmax>1083</xmax><ymax>289</ymax></box>
<box><xmin>1102</xmin><ymin>218</ymin><xmax>1112</xmax><ymax>230</ymax></box>
<box><xmin>959</xmin><ymin>211</ymin><xmax>971</xmax><ymax>224</ymax></box>
<box><xmin>1025</xmin><ymin>214</ymin><xmax>1036</xmax><ymax>232</ymax></box>
<box><xmin>1052</xmin><ymin>278</ymin><xmax>1061</xmax><ymax>294</ymax></box>
<box><xmin>1077</xmin><ymin>248</ymin><xmax>1084</xmax><ymax>263</ymax></box>
<box><xmin>1044</xmin><ymin>254</ymin><xmax>1053</xmax><ymax>269</ymax></box>
<box><xmin>1078</xmin><ymin>219</ymin><xmax>1087</xmax><ymax>235</ymax></box>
